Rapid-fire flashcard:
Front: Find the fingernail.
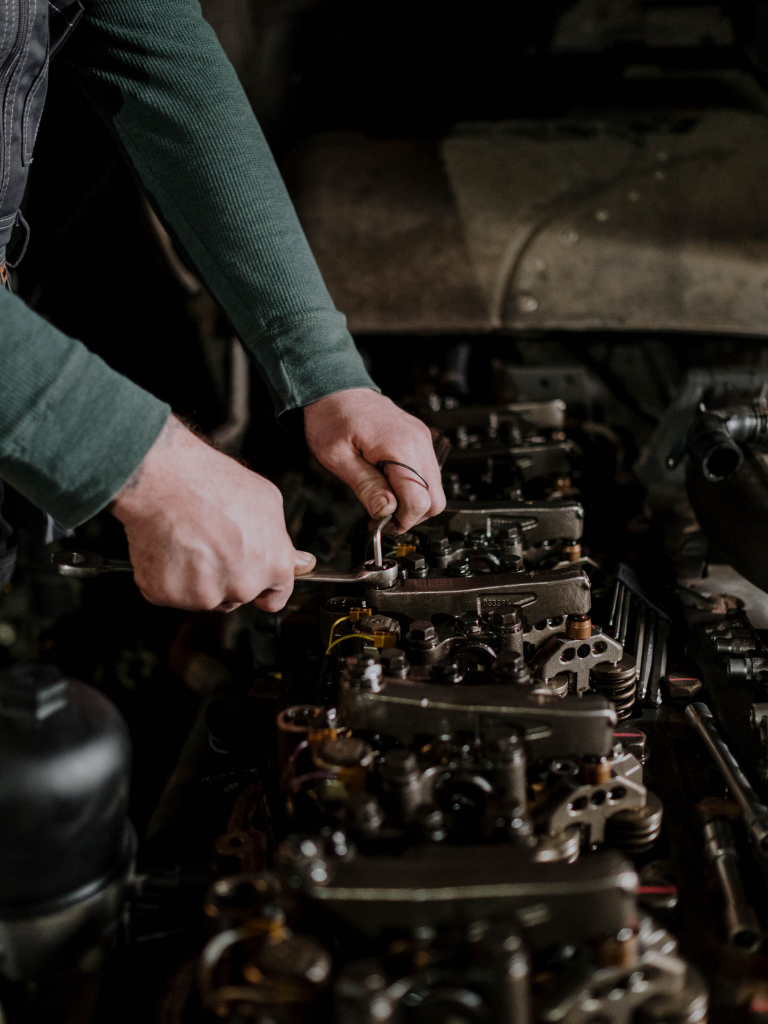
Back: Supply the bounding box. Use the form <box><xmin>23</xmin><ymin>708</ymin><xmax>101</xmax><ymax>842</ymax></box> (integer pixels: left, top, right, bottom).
<box><xmin>370</xmin><ymin>495</ymin><xmax>394</xmax><ymax>517</ymax></box>
<box><xmin>294</xmin><ymin>550</ymin><xmax>315</xmax><ymax>566</ymax></box>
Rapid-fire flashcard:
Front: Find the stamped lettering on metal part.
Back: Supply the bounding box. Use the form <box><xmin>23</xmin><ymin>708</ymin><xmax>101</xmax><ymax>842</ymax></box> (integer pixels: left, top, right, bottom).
<box><xmin>481</xmin><ymin>597</ymin><xmax>518</xmax><ymax>608</ymax></box>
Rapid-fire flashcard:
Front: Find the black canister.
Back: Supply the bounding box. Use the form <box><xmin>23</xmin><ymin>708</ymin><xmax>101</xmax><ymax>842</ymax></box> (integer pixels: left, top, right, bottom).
<box><xmin>0</xmin><ymin>663</ymin><xmax>133</xmax><ymax>980</ymax></box>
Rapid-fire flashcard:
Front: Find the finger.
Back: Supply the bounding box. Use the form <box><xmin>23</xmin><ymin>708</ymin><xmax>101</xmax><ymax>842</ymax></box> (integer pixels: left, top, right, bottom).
<box><xmin>380</xmin><ymin>462</ymin><xmax>433</xmax><ymax>532</ymax></box>
<box><xmin>254</xmin><ymin>557</ymin><xmax>296</xmax><ymax>612</ymax></box>
<box><xmin>294</xmin><ymin>549</ymin><xmax>317</xmax><ymax>576</ymax></box>
<box><xmin>331</xmin><ymin>449</ymin><xmax>399</xmax><ymax>520</ymax></box>
<box><xmin>137</xmin><ymin>581</ymin><xmax>220</xmax><ymax>612</ymax></box>
<box><xmin>254</xmin><ymin>583</ymin><xmax>293</xmax><ymax>613</ymax></box>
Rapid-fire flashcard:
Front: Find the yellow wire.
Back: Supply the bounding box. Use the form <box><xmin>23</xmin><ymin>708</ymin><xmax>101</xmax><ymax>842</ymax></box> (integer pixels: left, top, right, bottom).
<box><xmin>327</xmin><ymin>615</ymin><xmax>350</xmax><ymax>653</ymax></box>
<box><xmin>326</xmin><ymin>634</ymin><xmax>376</xmax><ymax>656</ymax></box>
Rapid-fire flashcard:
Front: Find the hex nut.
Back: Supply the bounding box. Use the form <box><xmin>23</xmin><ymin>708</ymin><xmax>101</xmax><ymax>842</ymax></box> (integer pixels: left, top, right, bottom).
<box><xmin>379</xmin><ymin>648</ymin><xmax>409</xmax><ymax>675</ymax></box>
<box><xmin>459</xmin><ymin>611</ymin><xmax>482</xmax><ymax>634</ymax></box>
<box><xmin>431</xmin><ymin>661</ymin><xmax>464</xmax><ymax>684</ymax></box>
<box><xmin>490</xmin><ymin>608</ymin><xmax>522</xmax><ymax>629</ymax></box>
<box><xmin>404</xmin><ymin>555</ymin><xmax>427</xmax><ymax>570</ymax></box>
<box><xmin>409</xmin><ymin>620</ymin><xmax>437</xmax><ymax>643</ymax></box>
<box><xmin>447</xmin><ymin>561</ymin><xmax>471</xmax><ymax>577</ymax></box>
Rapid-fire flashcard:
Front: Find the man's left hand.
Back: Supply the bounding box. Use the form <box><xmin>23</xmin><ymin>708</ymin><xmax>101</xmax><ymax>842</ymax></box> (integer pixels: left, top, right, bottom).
<box><xmin>304</xmin><ymin>389</ymin><xmax>446</xmax><ymax>533</ymax></box>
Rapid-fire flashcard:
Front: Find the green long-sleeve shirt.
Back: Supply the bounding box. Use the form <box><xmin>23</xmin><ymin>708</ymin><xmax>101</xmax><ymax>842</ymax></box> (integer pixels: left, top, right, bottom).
<box><xmin>0</xmin><ymin>0</ymin><xmax>377</xmax><ymax>528</ymax></box>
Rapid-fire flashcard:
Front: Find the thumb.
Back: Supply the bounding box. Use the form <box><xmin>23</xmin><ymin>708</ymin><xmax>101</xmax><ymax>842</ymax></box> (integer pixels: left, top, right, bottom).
<box><xmin>335</xmin><ymin>453</ymin><xmax>398</xmax><ymax>519</ymax></box>
<box><xmin>293</xmin><ymin>549</ymin><xmax>317</xmax><ymax>576</ymax></box>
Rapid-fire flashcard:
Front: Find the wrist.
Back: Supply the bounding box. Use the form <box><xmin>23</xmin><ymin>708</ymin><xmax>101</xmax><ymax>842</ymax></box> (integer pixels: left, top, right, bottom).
<box><xmin>304</xmin><ymin>386</ymin><xmax>379</xmax><ymax>410</ymax></box>
<box><xmin>109</xmin><ymin>415</ymin><xmax>187</xmax><ymax>523</ymax></box>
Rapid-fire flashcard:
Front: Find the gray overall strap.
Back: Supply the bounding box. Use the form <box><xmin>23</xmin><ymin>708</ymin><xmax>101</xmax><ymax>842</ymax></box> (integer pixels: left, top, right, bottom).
<box><xmin>0</xmin><ymin>0</ymin><xmax>83</xmax><ymax>287</ymax></box>
<box><xmin>0</xmin><ymin>0</ymin><xmax>80</xmax><ymax>580</ymax></box>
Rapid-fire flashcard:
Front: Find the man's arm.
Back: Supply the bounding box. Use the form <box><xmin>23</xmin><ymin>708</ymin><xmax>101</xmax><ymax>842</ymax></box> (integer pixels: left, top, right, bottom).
<box><xmin>0</xmin><ymin>0</ymin><xmax>440</xmax><ymax>614</ymax></box>
<box><xmin>0</xmin><ymin>286</ymin><xmax>170</xmax><ymax>526</ymax></box>
<box><xmin>64</xmin><ymin>0</ymin><xmax>446</xmax><ymax>531</ymax></box>
<box><xmin>64</xmin><ymin>0</ymin><xmax>377</xmax><ymax>418</ymax></box>
<box><xmin>0</xmin><ymin>289</ymin><xmax>313</xmax><ymax>611</ymax></box>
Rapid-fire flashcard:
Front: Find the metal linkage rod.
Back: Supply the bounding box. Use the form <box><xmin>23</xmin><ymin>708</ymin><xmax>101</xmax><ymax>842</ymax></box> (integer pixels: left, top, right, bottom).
<box><xmin>687</xmin><ymin>702</ymin><xmax>768</xmax><ymax>878</ymax></box>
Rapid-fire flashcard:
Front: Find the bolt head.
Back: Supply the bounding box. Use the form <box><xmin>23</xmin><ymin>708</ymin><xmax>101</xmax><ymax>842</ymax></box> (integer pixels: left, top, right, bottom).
<box><xmin>459</xmin><ymin>611</ymin><xmax>482</xmax><ymax>634</ymax></box>
<box><xmin>447</xmin><ymin>561</ymin><xmax>471</xmax><ymax>577</ymax></box>
<box><xmin>380</xmin><ymin>647</ymin><xmax>409</xmax><ymax>674</ymax></box>
<box><xmin>431</xmin><ymin>661</ymin><xmax>463</xmax><ymax>684</ymax></box>
<box><xmin>404</xmin><ymin>555</ymin><xmax>427</xmax><ymax>571</ymax></box>
<box><xmin>428</xmin><ymin>536</ymin><xmax>451</xmax><ymax>552</ymax></box>
<box><xmin>492</xmin><ymin>652</ymin><xmax>531</xmax><ymax>684</ymax></box>
<box><xmin>490</xmin><ymin>608</ymin><xmax>521</xmax><ymax>629</ymax></box>
<box><xmin>409</xmin><ymin>620</ymin><xmax>437</xmax><ymax>643</ymax></box>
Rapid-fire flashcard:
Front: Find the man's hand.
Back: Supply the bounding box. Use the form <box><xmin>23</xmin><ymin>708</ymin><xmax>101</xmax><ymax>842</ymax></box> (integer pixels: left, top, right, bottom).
<box><xmin>110</xmin><ymin>416</ymin><xmax>315</xmax><ymax>612</ymax></box>
<box><xmin>304</xmin><ymin>389</ymin><xmax>446</xmax><ymax>532</ymax></box>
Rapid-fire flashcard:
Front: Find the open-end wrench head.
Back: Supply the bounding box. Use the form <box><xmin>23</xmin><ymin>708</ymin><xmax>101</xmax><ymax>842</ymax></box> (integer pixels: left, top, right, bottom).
<box><xmin>359</xmin><ymin>559</ymin><xmax>399</xmax><ymax>589</ymax></box>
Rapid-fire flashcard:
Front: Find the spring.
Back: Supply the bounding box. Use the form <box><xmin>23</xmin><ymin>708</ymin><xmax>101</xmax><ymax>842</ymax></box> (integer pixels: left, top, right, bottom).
<box><xmin>591</xmin><ymin>654</ymin><xmax>637</xmax><ymax>720</ymax></box>
<box><xmin>605</xmin><ymin>792</ymin><xmax>664</xmax><ymax>854</ymax></box>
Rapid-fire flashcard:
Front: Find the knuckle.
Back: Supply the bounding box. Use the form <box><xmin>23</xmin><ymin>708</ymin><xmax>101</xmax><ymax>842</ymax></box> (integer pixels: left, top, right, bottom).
<box><xmin>194</xmin><ymin>588</ymin><xmax>223</xmax><ymax>612</ymax></box>
<box><xmin>276</xmin><ymin>560</ymin><xmax>296</xmax><ymax>586</ymax></box>
<box><xmin>230</xmin><ymin>583</ymin><xmax>255</xmax><ymax>606</ymax></box>
<box><xmin>263</xmin><ymin>481</ymin><xmax>284</xmax><ymax>507</ymax></box>
<box><xmin>409</xmin><ymin>493</ymin><xmax>432</xmax><ymax>515</ymax></box>
<box><xmin>137</xmin><ymin>584</ymin><xmax>166</xmax><ymax>608</ymax></box>
<box><xmin>256</xmin><ymin>588</ymin><xmax>288</xmax><ymax>613</ymax></box>
<box><xmin>431</xmin><ymin>490</ymin><xmax>447</xmax><ymax>514</ymax></box>
<box><xmin>134</xmin><ymin>573</ymin><xmax>167</xmax><ymax>608</ymax></box>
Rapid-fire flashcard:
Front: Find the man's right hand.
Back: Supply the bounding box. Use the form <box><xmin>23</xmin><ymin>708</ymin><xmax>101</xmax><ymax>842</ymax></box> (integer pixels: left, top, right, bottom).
<box><xmin>109</xmin><ymin>416</ymin><xmax>315</xmax><ymax>612</ymax></box>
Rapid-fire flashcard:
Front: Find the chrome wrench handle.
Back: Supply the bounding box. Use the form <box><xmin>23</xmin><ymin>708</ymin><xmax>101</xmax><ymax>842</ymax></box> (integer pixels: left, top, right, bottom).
<box><xmin>298</xmin><ymin>559</ymin><xmax>398</xmax><ymax>589</ymax></box>
<box><xmin>54</xmin><ymin>549</ymin><xmax>399</xmax><ymax>589</ymax></box>
<box><xmin>53</xmin><ymin>551</ymin><xmax>134</xmax><ymax>578</ymax></box>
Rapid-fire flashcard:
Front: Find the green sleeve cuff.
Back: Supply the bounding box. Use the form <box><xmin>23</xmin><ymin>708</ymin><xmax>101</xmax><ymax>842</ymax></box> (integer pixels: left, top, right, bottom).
<box><xmin>208</xmin><ymin>311</ymin><xmax>380</xmax><ymax>419</ymax></box>
<box><xmin>0</xmin><ymin>288</ymin><xmax>171</xmax><ymax>527</ymax></box>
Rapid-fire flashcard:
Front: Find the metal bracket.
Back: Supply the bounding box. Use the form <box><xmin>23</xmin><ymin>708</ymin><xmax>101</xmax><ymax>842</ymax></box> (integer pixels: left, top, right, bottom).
<box><xmin>367</xmin><ymin>566</ymin><xmax>591</xmax><ymax>627</ymax></box>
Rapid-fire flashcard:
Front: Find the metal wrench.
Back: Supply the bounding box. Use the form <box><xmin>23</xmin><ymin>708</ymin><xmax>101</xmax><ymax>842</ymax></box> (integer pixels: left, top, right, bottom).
<box><xmin>53</xmin><ymin>551</ymin><xmax>134</xmax><ymax>577</ymax></box>
<box><xmin>53</xmin><ymin>515</ymin><xmax>398</xmax><ymax>588</ymax></box>
<box><xmin>687</xmin><ymin>702</ymin><xmax>768</xmax><ymax>878</ymax></box>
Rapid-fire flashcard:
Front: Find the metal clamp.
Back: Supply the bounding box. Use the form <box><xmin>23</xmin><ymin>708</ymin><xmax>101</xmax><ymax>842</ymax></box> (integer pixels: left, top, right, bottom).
<box><xmin>367</xmin><ymin>565</ymin><xmax>591</xmax><ymax>625</ymax></box>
